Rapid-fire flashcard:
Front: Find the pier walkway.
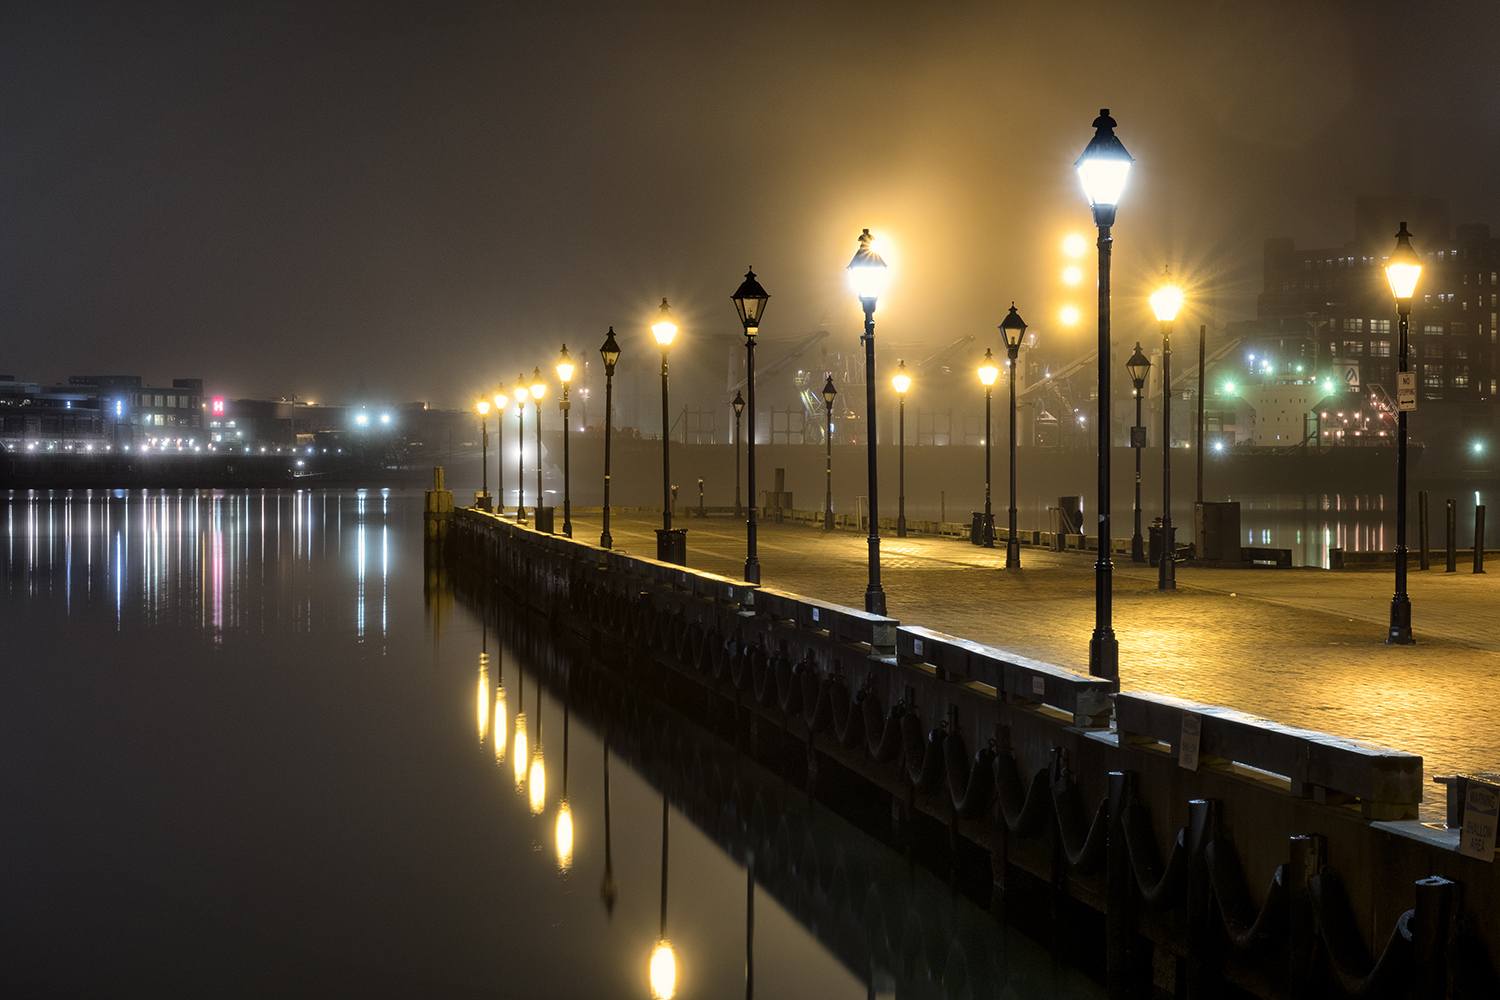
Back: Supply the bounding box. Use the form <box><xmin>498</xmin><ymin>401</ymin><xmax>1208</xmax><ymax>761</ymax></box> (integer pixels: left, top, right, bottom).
<box><xmin>559</xmin><ymin>509</ymin><xmax>1500</xmax><ymax>810</ymax></box>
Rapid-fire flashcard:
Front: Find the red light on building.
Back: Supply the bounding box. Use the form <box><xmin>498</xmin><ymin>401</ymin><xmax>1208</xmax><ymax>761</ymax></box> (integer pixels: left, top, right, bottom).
<box><xmin>211</xmin><ymin>397</ymin><xmax>225</xmax><ymax>415</ymax></box>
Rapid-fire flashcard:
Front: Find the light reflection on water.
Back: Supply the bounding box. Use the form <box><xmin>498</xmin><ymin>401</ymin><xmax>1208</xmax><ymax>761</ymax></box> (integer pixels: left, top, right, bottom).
<box><xmin>1230</xmin><ymin>490</ymin><xmax>1499</xmax><ymax>567</ymax></box>
<box><xmin>1</xmin><ymin>489</ymin><xmax>1103</xmax><ymax>998</ymax></box>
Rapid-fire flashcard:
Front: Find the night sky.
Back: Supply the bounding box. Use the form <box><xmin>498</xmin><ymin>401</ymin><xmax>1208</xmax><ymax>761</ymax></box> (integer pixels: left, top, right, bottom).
<box><xmin>3</xmin><ymin>1</ymin><xmax>1498</xmax><ymax>410</ymax></box>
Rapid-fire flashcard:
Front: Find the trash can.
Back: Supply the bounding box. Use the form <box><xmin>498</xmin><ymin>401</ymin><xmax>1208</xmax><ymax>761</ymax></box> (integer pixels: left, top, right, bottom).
<box><xmin>656</xmin><ymin>528</ymin><xmax>687</xmax><ymax>565</ymax></box>
<box><xmin>534</xmin><ymin>505</ymin><xmax>555</xmax><ymax>534</ymax></box>
<box><xmin>1148</xmin><ymin>516</ymin><xmax>1164</xmax><ymax>567</ymax></box>
<box><xmin>970</xmin><ymin>511</ymin><xmax>995</xmax><ymax>546</ymax></box>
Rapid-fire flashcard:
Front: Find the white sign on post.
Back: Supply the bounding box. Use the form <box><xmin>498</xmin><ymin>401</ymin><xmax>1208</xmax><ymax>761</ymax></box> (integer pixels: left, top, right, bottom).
<box><xmin>1459</xmin><ymin>783</ymin><xmax>1498</xmax><ymax>861</ymax></box>
<box><xmin>1397</xmin><ymin>371</ymin><xmax>1417</xmax><ymax>412</ymax></box>
<box><xmin>1179</xmin><ymin>712</ymin><xmax>1202</xmax><ymax>771</ymax></box>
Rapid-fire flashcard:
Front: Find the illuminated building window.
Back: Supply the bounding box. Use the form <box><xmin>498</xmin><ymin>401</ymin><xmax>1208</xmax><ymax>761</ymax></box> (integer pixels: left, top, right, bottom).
<box><xmin>1371</xmin><ymin>341</ymin><xmax>1391</xmax><ymax>357</ymax></box>
<box><xmin>1424</xmin><ymin>325</ymin><xmax>1445</xmax><ymax>335</ymax></box>
<box><xmin>1341</xmin><ymin>340</ymin><xmax>1365</xmax><ymax>356</ymax></box>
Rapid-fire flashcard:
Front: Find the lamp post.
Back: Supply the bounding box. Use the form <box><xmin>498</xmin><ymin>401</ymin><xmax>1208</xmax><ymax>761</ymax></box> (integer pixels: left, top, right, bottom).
<box><xmin>847</xmin><ymin>229</ymin><xmax>889</xmax><ymax>615</ymax></box>
<box><xmin>1125</xmin><ymin>343</ymin><xmax>1151</xmax><ymax>563</ymax></box>
<box><xmin>1150</xmin><ymin>269</ymin><xmax>1183</xmax><ymax>591</ymax></box>
<box><xmin>599</xmin><ymin>328</ymin><xmax>620</xmax><ymax>548</ymax></box>
<box><xmin>731</xmin><ymin>268</ymin><xmax>769</xmax><ymax>585</ymax></box>
<box><xmin>1076</xmin><ymin>109</ymin><xmax>1133</xmax><ymax>680</ymax></box>
<box><xmin>556</xmin><ymin>345</ymin><xmax>574</xmax><ymax>538</ymax></box>
<box><xmin>732</xmin><ymin>390</ymin><xmax>745</xmax><ymax>518</ymax></box>
<box><xmin>822</xmin><ymin>374</ymin><xmax>838</xmax><ymax>531</ymax></box>
<box><xmin>892</xmin><ymin>361</ymin><xmax>910</xmax><ymax>538</ymax></box>
<box><xmin>999</xmin><ymin>305</ymin><xmax>1029</xmax><ymax>568</ymax></box>
<box><xmin>653</xmin><ymin>299</ymin><xmax>685</xmax><ymax>565</ymax></box>
<box><xmin>531</xmin><ymin>367</ymin><xmax>548</xmax><ymax>529</ymax></box>
<box><xmin>494</xmin><ymin>387</ymin><xmax>509</xmax><ymax>515</ymax></box>
<box><xmin>1385</xmin><ymin>222</ymin><xmax>1422</xmax><ymax>644</ymax></box>
<box><xmin>514</xmin><ymin>376</ymin><xmax>529</xmax><ymax>523</ymax></box>
<box><xmin>475</xmin><ymin>400</ymin><xmax>491</xmax><ymax>511</ymax></box>
<box><xmin>977</xmin><ymin>348</ymin><xmax>999</xmax><ymax>548</ymax></box>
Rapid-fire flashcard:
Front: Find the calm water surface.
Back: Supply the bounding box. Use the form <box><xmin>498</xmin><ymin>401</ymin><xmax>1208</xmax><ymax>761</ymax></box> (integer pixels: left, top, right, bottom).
<box><xmin>1</xmin><ymin>489</ymin><xmax>1101</xmax><ymax>998</ymax></box>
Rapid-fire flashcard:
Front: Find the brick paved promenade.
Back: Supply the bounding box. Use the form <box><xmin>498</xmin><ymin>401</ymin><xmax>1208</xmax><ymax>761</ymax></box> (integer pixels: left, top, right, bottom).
<box><xmin>557</xmin><ymin>509</ymin><xmax>1500</xmax><ymax>819</ymax></box>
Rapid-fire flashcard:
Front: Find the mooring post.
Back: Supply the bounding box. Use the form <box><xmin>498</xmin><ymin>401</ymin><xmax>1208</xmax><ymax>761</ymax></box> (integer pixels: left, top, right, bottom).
<box><xmin>1419</xmin><ymin>490</ymin><xmax>1430</xmax><ymax>570</ymax></box>
<box><xmin>1412</xmin><ymin>875</ymin><xmax>1455</xmax><ymax>1000</ymax></box>
<box><xmin>1106</xmin><ymin>770</ymin><xmax>1141</xmax><ymax>1000</ymax></box>
<box><xmin>1185</xmin><ymin>799</ymin><xmax>1221</xmax><ymax>999</ymax></box>
<box><xmin>1447</xmin><ymin>498</ymin><xmax>1457</xmax><ymax>572</ymax></box>
<box><xmin>1287</xmin><ymin>833</ymin><xmax>1326</xmax><ymax>1000</ymax></box>
<box><xmin>1473</xmin><ymin>504</ymin><xmax>1486</xmax><ymax>574</ymax></box>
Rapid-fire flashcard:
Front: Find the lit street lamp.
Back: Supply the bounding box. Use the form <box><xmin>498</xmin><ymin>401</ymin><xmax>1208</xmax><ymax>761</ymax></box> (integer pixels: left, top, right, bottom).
<box><xmin>999</xmin><ymin>305</ymin><xmax>1029</xmax><ymax>568</ymax></box>
<box><xmin>1385</xmin><ymin>222</ymin><xmax>1422</xmax><ymax>644</ymax></box>
<box><xmin>1076</xmin><ymin>108</ymin><xmax>1133</xmax><ymax>680</ymax></box>
<box><xmin>1150</xmin><ymin>269</ymin><xmax>1183</xmax><ymax>591</ymax></box>
<box><xmin>514</xmin><ymin>376</ymin><xmax>529</xmax><ymax>523</ymax></box>
<box><xmin>731</xmin><ymin>268</ymin><xmax>770</xmax><ymax>584</ymax></box>
<box><xmin>599</xmin><ymin>328</ymin><xmax>621</xmax><ymax>548</ymax></box>
<box><xmin>892</xmin><ymin>360</ymin><xmax>911</xmax><ymax>538</ymax></box>
<box><xmin>732</xmin><ymin>390</ymin><xmax>745</xmax><ymax>518</ymax></box>
<box><xmin>1125</xmin><ymin>343</ymin><xmax>1151</xmax><ymax>562</ymax></box>
<box><xmin>531</xmin><ymin>367</ymin><xmax>548</xmax><ymax>531</ymax></box>
<box><xmin>653</xmin><ymin>299</ymin><xmax>685</xmax><ymax>565</ymax></box>
<box><xmin>556</xmin><ymin>345</ymin><xmax>575</xmax><ymax>538</ymax></box>
<box><xmin>977</xmin><ymin>348</ymin><xmax>999</xmax><ymax>548</ymax></box>
<box><xmin>847</xmin><ymin>229</ymin><xmax>889</xmax><ymax>615</ymax></box>
<box><xmin>822</xmin><ymin>374</ymin><xmax>838</xmax><ymax>531</ymax></box>
<box><xmin>475</xmin><ymin>399</ymin><xmax>492</xmax><ymax>511</ymax></box>
<box><xmin>494</xmin><ymin>387</ymin><xmax>509</xmax><ymax>515</ymax></box>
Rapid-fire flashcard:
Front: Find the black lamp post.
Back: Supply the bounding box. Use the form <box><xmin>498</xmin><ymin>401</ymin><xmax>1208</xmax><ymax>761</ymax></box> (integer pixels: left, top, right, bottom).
<box><xmin>556</xmin><ymin>345</ymin><xmax>574</xmax><ymax>538</ymax></box>
<box><xmin>731</xmin><ymin>268</ymin><xmax>769</xmax><ymax>585</ymax></box>
<box><xmin>652</xmin><ymin>299</ymin><xmax>685</xmax><ymax>565</ymax></box>
<box><xmin>847</xmin><ymin>229</ymin><xmax>889</xmax><ymax>616</ymax></box>
<box><xmin>999</xmin><ymin>305</ymin><xmax>1029</xmax><ymax>568</ymax></box>
<box><xmin>475</xmin><ymin>400</ymin><xmax>491</xmax><ymax>511</ymax></box>
<box><xmin>732</xmin><ymin>390</ymin><xmax>745</xmax><ymax>519</ymax></box>
<box><xmin>530</xmin><ymin>367</ymin><xmax>548</xmax><ymax>529</ymax></box>
<box><xmin>1076</xmin><ymin>109</ymin><xmax>1133</xmax><ymax>680</ymax></box>
<box><xmin>978</xmin><ymin>348</ymin><xmax>999</xmax><ymax>547</ymax></box>
<box><xmin>514</xmin><ymin>376</ymin><xmax>529</xmax><ymax>523</ymax></box>
<box><xmin>1125</xmin><ymin>343</ymin><xmax>1151</xmax><ymax>563</ymax></box>
<box><xmin>1150</xmin><ymin>269</ymin><xmax>1183</xmax><ymax>591</ymax></box>
<box><xmin>494</xmin><ymin>387</ymin><xmax>509</xmax><ymax>515</ymax></box>
<box><xmin>892</xmin><ymin>361</ymin><xmax>910</xmax><ymax>538</ymax></box>
<box><xmin>599</xmin><ymin>328</ymin><xmax>620</xmax><ymax>548</ymax></box>
<box><xmin>822</xmin><ymin>374</ymin><xmax>837</xmax><ymax>531</ymax></box>
<box><xmin>1386</xmin><ymin>222</ymin><xmax>1423</xmax><ymax>644</ymax></box>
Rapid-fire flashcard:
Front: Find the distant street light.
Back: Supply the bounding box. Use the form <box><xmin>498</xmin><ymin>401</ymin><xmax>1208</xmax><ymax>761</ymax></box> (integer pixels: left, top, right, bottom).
<box><xmin>892</xmin><ymin>360</ymin><xmax>911</xmax><ymax>538</ymax></box>
<box><xmin>556</xmin><ymin>345</ymin><xmax>575</xmax><ymax>538</ymax></box>
<box><xmin>730</xmin><ymin>268</ymin><xmax>770</xmax><ymax>584</ymax></box>
<box><xmin>977</xmin><ymin>348</ymin><xmax>999</xmax><ymax>548</ymax></box>
<box><xmin>1149</xmin><ymin>268</ymin><xmax>1183</xmax><ymax>590</ymax></box>
<box><xmin>514</xmin><ymin>376</ymin><xmax>530</xmax><ymax>523</ymax></box>
<box><xmin>475</xmin><ymin>399</ymin><xmax>492</xmax><ymax>511</ymax></box>
<box><xmin>999</xmin><ymin>306</ymin><xmax>1029</xmax><ymax>568</ymax></box>
<box><xmin>494</xmin><ymin>387</ymin><xmax>509</xmax><ymax>515</ymax></box>
<box><xmin>847</xmin><ymin>229</ymin><xmax>889</xmax><ymax>615</ymax></box>
<box><xmin>652</xmin><ymin>299</ymin><xmax>685</xmax><ymax>564</ymax></box>
<box><xmin>732</xmin><ymin>390</ymin><xmax>745</xmax><ymax>519</ymax></box>
<box><xmin>1125</xmin><ymin>343</ymin><xmax>1152</xmax><ymax>563</ymax></box>
<box><xmin>822</xmin><ymin>374</ymin><xmax>838</xmax><ymax>531</ymax></box>
<box><xmin>599</xmin><ymin>328</ymin><xmax>621</xmax><ymax>548</ymax></box>
<box><xmin>1385</xmin><ymin>222</ymin><xmax>1423</xmax><ymax>644</ymax></box>
<box><xmin>1075</xmin><ymin>108</ymin><xmax>1133</xmax><ymax>680</ymax></box>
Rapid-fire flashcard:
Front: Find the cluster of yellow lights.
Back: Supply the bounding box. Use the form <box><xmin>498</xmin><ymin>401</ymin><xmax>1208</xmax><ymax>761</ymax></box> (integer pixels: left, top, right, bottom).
<box><xmin>650</xmin><ymin>940</ymin><xmax>677</xmax><ymax>999</ymax></box>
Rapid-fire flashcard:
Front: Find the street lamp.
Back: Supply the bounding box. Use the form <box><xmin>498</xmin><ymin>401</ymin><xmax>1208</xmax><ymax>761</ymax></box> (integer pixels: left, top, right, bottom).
<box><xmin>514</xmin><ymin>376</ymin><xmax>530</xmax><ymax>523</ymax></box>
<box><xmin>1150</xmin><ymin>268</ymin><xmax>1183</xmax><ymax>591</ymax></box>
<box><xmin>1125</xmin><ymin>343</ymin><xmax>1151</xmax><ymax>563</ymax></box>
<box><xmin>822</xmin><ymin>374</ymin><xmax>838</xmax><ymax>531</ymax></box>
<box><xmin>892</xmin><ymin>360</ymin><xmax>911</xmax><ymax>538</ymax></box>
<box><xmin>531</xmin><ymin>367</ymin><xmax>548</xmax><ymax>530</ymax></box>
<box><xmin>1076</xmin><ymin>108</ymin><xmax>1133</xmax><ymax>680</ymax></box>
<box><xmin>494</xmin><ymin>387</ymin><xmax>509</xmax><ymax>515</ymax></box>
<box><xmin>977</xmin><ymin>348</ymin><xmax>999</xmax><ymax>548</ymax></box>
<box><xmin>652</xmin><ymin>299</ymin><xmax>685</xmax><ymax>564</ymax></box>
<box><xmin>999</xmin><ymin>305</ymin><xmax>1029</xmax><ymax>568</ymax></box>
<box><xmin>731</xmin><ymin>267</ymin><xmax>770</xmax><ymax>584</ymax></box>
<box><xmin>732</xmin><ymin>390</ymin><xmax>745</xmax><ymax>518</ymax></box>
<box><xmin>1385</xmin><ymin>222</ymin><xmax>1422</xmax><ymax>644</ymax></box>
<box><xmin>599</xmin><ymin>328</ymin><xmax>621</xmax><ymax>548</ymax></box>
<box><xmin>847</xmin><ymin>229</ymin><xmax>889</xmax><ymax>615</ymax></box>
<box><xmin>475</xmin><ymin>399</ymin><xmax>492</xmax><ymax>511</ymax></box>
<box><xmin>556</xmin><ymin>345</ymin><xmax>574</xmax><ymax>538</ymax></box>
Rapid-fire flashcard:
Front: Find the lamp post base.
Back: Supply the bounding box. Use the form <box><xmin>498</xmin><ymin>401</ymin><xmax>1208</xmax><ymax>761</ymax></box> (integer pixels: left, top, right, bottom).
<box><xmin>1131</xmin><ymin>534</ymin><xmax>1144</xmax><ymax>563</ymax></box>
<box><xmin>824</xmin><ymin>510</ymin><xmax>833</xmax><ymax>531</ymax></box>
<box><xmin>864</xmin><ymin>585</ymin><xmax>886</xmax><ymax>617</ymax></box>
<box><xmin>1387</xmin><ymin>598</ymin><xmax>1414</xmax><ymax>645</ymax></box>
<box><xmin>474</xmin><ymin>492</ymin><xmax>492</xmax><ymax>512</ymax></box>
<box><xmin>1089</xmin><ymin>632</ymin><xmax>1119</xmax><ymax>681</ymax></box>
<box><xmin>744</xmin><ymin>559</ymin><xmax>760</xmax><ymax>585</ymax></box>
<box><xmin>1005</xmin><ymin>538</ymin><xmax>1020</xmax><ymax>569</ymax></box>
<box><xmin>896</xmin><ymin>515</ymin><xmax>906</xmax><ymax>538</ymax></box>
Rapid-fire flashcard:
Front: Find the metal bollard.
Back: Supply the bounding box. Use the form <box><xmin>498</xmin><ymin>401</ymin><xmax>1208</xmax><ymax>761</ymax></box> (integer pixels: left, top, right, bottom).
<box><xmin>1287</xmin><ymin>834</ymin><xmax>1326</xmax><ymax>1000</ymax></box>
<box><xmin>1474</xmin><ymin>505</ymin><xmax>1486</xmax><ymax>573</ymax></box>
<box><xmin>1185</xmin><ymin>799</ymin><xmax>1222</xmax><ymax>999</ymax></box>
<box><xmin>1419</xmin><ymin>490</ymin><xmax>1430</xmax><ymax>570</ymax></box>
<box><xmin>1447</xmin><ymin>498</ymin><xmax>1457</xmax><ymax>572</ymax></box>
<box><xmin>1412</xmin><ymin>876</ymin><xmax>1455</xmax><ymax>1000</ymax></box>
